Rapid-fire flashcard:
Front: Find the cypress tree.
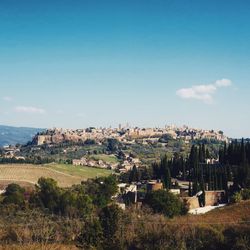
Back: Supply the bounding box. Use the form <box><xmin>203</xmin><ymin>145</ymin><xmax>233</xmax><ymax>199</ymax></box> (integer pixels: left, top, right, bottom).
<box><xmin>205</xmin><ymin>148</ymin><xmax>210</xmax><ymax>159</ymax></box>
<box><xmin>188</xmin><ymin>181</ymin><xmax>192</xmax><ymax>197</ymax></box>
<box><xmin>223</xmin><ymin>165</ymin><xmax>229</xmax><ymax>202</ymax></box>
<box><xmin>202</xmin><ymin>144</ymin><xmax>206</xmax><ymax>163</ymax></box>
<box><xmin>198</xmin><ymin>145</ymin><xmax>203</xmax><ymax>164</ymax></box>
<box><xmin>165</xmin><ymin>167</ymin><xmax>171</xmax><ymax>189</ymax></box>
<box><xmin>199</xmin><ymin>177</ymin><xmax>206</xmax><ymax>207</ymax></box>
<box><xmin>223</xmin><ymin>142</ymin><xmax>227</xmax><ymax>164</ymax></box>
<box><xmin>182</xmin><ymin>157</ymin><xmax>186</xmax><ymax>181</ymax></box>
<box><xmin>219</xmin><ymin>173</ymin><xmax>223</xmax><ymax>190</ymax></box>
<box><xmin>192</xmin><ymin>177</ymin><xmax>198</xmax><ymax>195</ymax></box>
<box><xmin>214</xmin><ymin>169</ymin><xmax>218</xmax><ymax>190</ymax></box>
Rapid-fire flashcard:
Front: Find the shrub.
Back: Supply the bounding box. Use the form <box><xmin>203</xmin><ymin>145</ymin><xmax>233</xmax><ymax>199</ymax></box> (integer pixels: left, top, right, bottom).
<box><xmin>186</xmin><ymin>226</ymin><xmax>224</xmax><ymax>250</ymax></box>
<box><xmin>2</xmin><ymin>184</ymin><xmax>25</xmax><ymax>206</ymax></box>
<box><xmin>231</xmin><ymin>192</ymin><xmax>242</xmax><ymax>203</ymax></box>
<box><xmin>241</xmin><ymin>189</ymin><xmax>250</xmax><ymax>200</ymax></box>
<box><xmin>223</xmin><ymin>225</ymin><xmax>250</xmax><ymax>250</ymax></box>
<box><xmin>77</xmin><ymin>218</ymin><xmax>103</xmax><ymax>249</ymax></box>
<box><xmin>100</xmin><ymin>204</ymin><xmax>123</xmax><ymax>249</ymax></box>
<box><xmin>144</xmin><ymin>190</ymin><xmax>187</xmax><ymax>218</ymax></box>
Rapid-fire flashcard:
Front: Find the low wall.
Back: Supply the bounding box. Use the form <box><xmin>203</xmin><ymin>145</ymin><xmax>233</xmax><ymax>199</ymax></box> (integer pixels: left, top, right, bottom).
<box><xmin>187</xmin><ymin>190</ymin><xmax>226</xmax><ymax>209</ymax></box>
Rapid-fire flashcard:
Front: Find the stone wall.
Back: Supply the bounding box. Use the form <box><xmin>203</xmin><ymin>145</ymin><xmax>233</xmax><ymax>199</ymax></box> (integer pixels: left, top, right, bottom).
<box><xmin>187</xmin><ymin>190</ymin><xmax>226</xmax><ymax>209</ymax></box>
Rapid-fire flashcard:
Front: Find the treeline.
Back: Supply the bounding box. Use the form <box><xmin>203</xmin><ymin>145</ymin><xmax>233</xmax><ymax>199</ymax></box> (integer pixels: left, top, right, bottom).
<box><xmin>219</xmin><ymin>139</ymin><xmax>250</xmax><ymax>189</ymax></box>
<box><xmin>186</xmin><ymin>140</ymin><xmax>250</xmax><ymax>198</ymax></box>
<box><xmin>123</xmin><ymin>140</ymin><xmax>250</xmax><ymax>200</ymax></box>
<box><xmin>0</xmin><ymin>156</ymin><xmax>54</xmax><ymax>165</ymax></box>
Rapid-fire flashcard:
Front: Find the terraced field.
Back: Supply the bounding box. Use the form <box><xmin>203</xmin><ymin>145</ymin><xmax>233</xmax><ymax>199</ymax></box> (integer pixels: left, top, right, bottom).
<box><xmin>0</xmin><ymin>164</ymin><xmax>112</xmax><ymax>187</ymax></box>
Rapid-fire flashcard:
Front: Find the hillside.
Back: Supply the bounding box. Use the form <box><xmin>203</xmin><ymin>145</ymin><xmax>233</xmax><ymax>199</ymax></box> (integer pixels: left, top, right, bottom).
<box><xmin>172</xmin><ymin>200</ymin><xmax>250</xmax><ymax>225</ymax></box>
<box><xmin>0</xmin><ymin>125</ymin><xmax>44</xmax><ymax>147</ymax></box>
<box><xmin>0</xmin><ymin>163</ymin><xmax>112</xmax><ymax>187</ymax></box>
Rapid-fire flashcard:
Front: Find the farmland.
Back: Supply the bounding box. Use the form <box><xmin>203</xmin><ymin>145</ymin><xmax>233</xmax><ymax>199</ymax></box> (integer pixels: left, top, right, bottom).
<box><xmin>89</xmin><ymin>154</ymin><xmax>119</xmax><ymax>164</ymax></box>
<box><xmin>0</xmin><ymin>163</ymin><xmax>112</xmax><ymax>187</ymax></box>
<box><xmin>45</xmin><ymin>163</ymin><xmax>112</xmax><ymax>179</ymax></box>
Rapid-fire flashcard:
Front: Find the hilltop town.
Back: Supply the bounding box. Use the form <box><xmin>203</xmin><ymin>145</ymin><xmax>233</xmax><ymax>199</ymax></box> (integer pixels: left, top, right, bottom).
<box><xmin>33</xmin><ymin>125</ymin><xmax>228</xmax><ymax>146</ymax></box>
<box><xmin>0</xmin><ymin>125</ymin><xmax>228</xmax><ymax>174</ymax></box>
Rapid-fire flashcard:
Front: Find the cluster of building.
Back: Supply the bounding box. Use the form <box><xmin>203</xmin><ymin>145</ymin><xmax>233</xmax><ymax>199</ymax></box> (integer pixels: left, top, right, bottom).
<box><xmin>34</xmin><ymin>125</ymin><xmax>228</xmax><ymax>146</ymax></box>
<box><xmin>72</xmin><ymin>157</ymin><xmax>118</xmax><ymax>170</ymax></box>
<box><xmin>115</xmin><ymin>179</ymin><xmax>226</xmax><ymax>211</ymax></box>
<box><xmin>72</xmin><ymin>153</ymin><xmax>141</xmax><ymax>172</ymax></box>
<box><xmin>0</xmin><ymin>145</ymin><xmax>25</xmax><ymax>160</ymax></box>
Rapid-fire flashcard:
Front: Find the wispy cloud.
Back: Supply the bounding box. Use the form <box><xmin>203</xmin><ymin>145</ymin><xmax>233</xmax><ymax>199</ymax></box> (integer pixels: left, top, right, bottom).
<box><xmin>176</xmin><ymin>78</ymin><xmax>232</xmax><ymax>104</ymax></box>
<box><xmin>3</xmin><ymin>96</ymin><xmax>13</xmax><ymax>102</ymax></box>
<box><xmin>15</xmin><ymin>106</ymin><xmax>46</xmax><ymax>114</ymax></box>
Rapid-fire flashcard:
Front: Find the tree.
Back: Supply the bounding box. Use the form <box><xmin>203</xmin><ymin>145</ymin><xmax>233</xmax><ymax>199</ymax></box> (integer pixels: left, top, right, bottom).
<box><xmin>106</xmin><ymin>138</ymin><xmax>120</xmax><ymax>153</ymax></box>
<box><xmin>144</xmin><ymin>190</ymin><xmax>187</xmax><ymax>218</ymax></box>
<box><xmin>86</xmin><ymin>175</ymin><xmax>118</xmax><ymax>208</ymax></box>
<box><xmin>158</xmin><ymin>133</ymin><xmax>172</xmax><ymax>143</ymax></box>
<box><xmin>182</xmin><ymin>158</ymin><xmax>187</xmax><ymax>181</ymax></box>
<box><xmin>35</xmin><ymin>177</ymin><xmax>61</xmax><ymax>212</ymax></box>
<box><xmin>59</xmin><ymin>190</ymin><xmax>77</xmax><ymax>216</ymax></box>
<box><xmin>100</xmin><ymin>204</ymin><xmax>123</xmax><ymax>249</ymax></box>
<box><xmin>198</xmin><ymin>177</ymin><xmax>206</xmax><ymax>207</ymax></box>
<box><xmin>77</xmin><ymin>218</ymin><xmax>103</xmax><ymax>249</ymax></box>
<box><xmin>3</xmin><ymin>183</ymin><xmax>25</xmax><ymax>206</ymax></box>
<box><xmin>188</xmin><ymin>181</ymin><xmax>192</xmax><ymax>196</ymax></box>
<box><xmin>58</xmin><ymin>188</ymin><xmax>93</xmax><ymax>218</ymax></box>
<box><xmin>162</xmin><ymin>166</ymin><xmax>171</xmax><ymax>189</ymax></box>
<box><xmin>76</xmin><ymin>193</ymin><xmax>93</xmax><ymax>218</ymax></box>
<box><xmin>129</xmin><ymin>165</ymin><xmax>140</xmax><ymax>183</ymax></box>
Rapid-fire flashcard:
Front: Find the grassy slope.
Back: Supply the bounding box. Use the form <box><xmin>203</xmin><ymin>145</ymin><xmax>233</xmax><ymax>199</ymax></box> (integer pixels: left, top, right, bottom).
<box><xmin>46</xmin><ymin>163</ymin><xmax>112</xmax><ymax>178</ymax></box>
<box><xmin>170</xmin><ymin>200</ymin><xmax>250</xmax><ymax>225</ymax></box>
<box><xmin>89</xmin><ymin>154</ymin><xmax>119</xmax><ymax>164</ymax></box>
<box><xmin>0</xmin><ymin>163</ymin><xmax>112</xmax><ymax>187</ymax></box>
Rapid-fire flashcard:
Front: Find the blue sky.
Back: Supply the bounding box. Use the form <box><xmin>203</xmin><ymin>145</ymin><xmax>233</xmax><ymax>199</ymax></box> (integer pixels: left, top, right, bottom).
<box><xmin>0</xmin><ymin>0</ymin><xmax>250</xmax><ymax>138</ymax></box>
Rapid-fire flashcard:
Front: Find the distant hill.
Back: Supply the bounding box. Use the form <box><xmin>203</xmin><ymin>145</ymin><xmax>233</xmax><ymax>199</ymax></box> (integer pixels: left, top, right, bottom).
<box><xmin>0</xmin><ymin>125</ymin><xmax>45</xmax><ymax>147</ymax></box>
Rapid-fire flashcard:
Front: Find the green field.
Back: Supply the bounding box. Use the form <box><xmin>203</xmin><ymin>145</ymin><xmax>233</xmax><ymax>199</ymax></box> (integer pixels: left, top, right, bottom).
<box><xmin>0</xmin><ymin>163</ymin><xmax>112</xmax><ymax>187</ymax></box>
<box><xmin>89</xmin><ymin>154</ymin><xmax>119</xmax><ymax>164</ymax></box>
<box><xmin>46</xmin><ymin>163</ymin><xmax>112</xmax><ymax>178</ymax></box>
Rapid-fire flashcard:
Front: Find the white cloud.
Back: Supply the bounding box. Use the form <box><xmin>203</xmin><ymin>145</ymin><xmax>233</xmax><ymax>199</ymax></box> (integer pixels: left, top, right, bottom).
<box><xmin>214</xmin><ymin>78</ymin><xmax>232</xmax><ymax>87</ymax></box>
<box><xmin>3</xmin><ymin>96</ymin><xmax>13</xmax><ymax>102</ymax></box>
<box><xmin>15</xmin><ymin>106</ymin><xmax>46</xmax><ymax>114</ymax></box>
<box><xmin>176</xmin><ymin>78</ymin><xmax>232</xmax><ymax>104</ymax></box>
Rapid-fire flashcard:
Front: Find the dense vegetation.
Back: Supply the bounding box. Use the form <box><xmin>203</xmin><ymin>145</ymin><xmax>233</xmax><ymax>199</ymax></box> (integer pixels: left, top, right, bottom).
<box><xmin>0</xmin><ymin>177</ymin><xmax>250</xmax><ymax>249</ymax></box>
<box><xmin>1</xmin><ymin>139</ymin><xmax>250</xmax><ymax>249</ymax></box>
<box><xmin>120</xmin><ymin>139</ymin><xmax>250</xmax><ymax>213</ymax></box>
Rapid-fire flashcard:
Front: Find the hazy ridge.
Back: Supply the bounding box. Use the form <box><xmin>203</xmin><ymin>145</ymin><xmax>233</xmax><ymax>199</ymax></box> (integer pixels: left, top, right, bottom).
<box><xmin>0</xmin><ymin>125</ymin><xmax>44</xmax><ymax>146</ymax></box>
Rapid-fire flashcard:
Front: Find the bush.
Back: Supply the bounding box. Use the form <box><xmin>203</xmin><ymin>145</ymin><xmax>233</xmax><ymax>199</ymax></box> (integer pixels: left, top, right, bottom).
<box><xmin>77</xmin><ymin>218</ymin><xmax>103</xmax><ymax>249</ymax></box>
<box><xmin>144</xmin><ymin>190</ymin><xmax>187</xmax><ymax>218</ymax></box>
<box><xmin>33</xmin><ymin>177</ymin><xmax>61</xmax><ymax>212</ymax></box>
<box><xmin>2</xmin><ymin>184</ymin><xmax>25</xmax><ymax>206</ymax></box>
<box><xmin>241</xmin><ymin>189</ymin><xmax>250</xmax><ymax>200</ymax></box>
<box><xmin>186</xmin><ymin>226</ymin><xmax>224</xmax><ymax>250</ymax></box>
<box><xmin>223</xmin><ymin>225</ymin><xmax>250</xmax><ymax>250</ymax></box>
<box><xmin>100</xmin><ymin>204</ymin><xmax>123</xmax><ymax>249</ymax></box>
<box><xmin>231</xmin><ymin>192</ymin><xmax>242</xmax><ymax>203</ymax></box>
